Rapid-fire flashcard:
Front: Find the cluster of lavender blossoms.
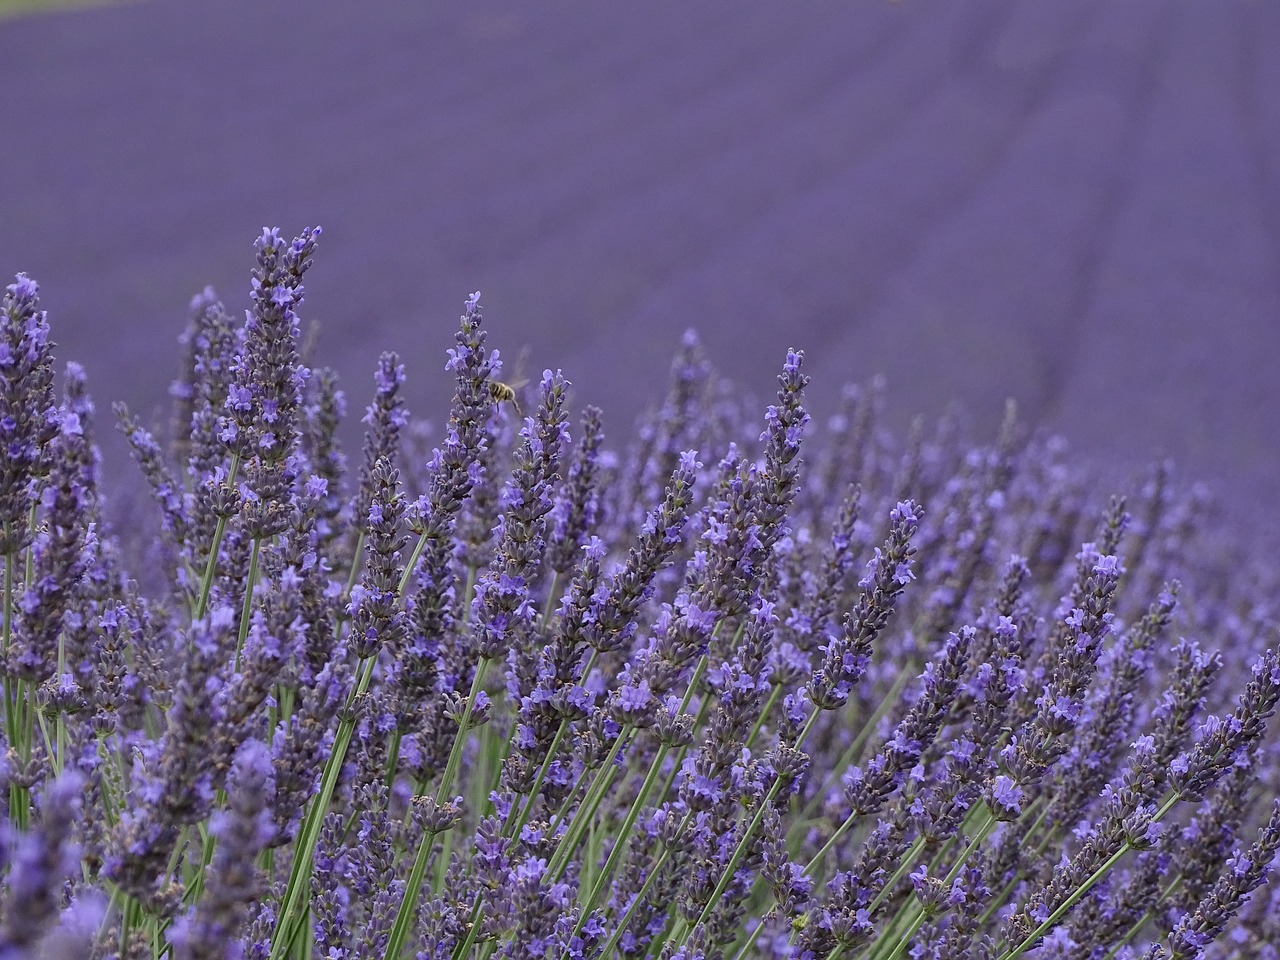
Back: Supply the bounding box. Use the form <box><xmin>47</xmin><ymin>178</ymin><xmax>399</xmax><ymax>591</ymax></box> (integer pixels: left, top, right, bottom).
<box><xmin>2</xmin><ymin>231</ymin><xmax>1280</xmax><ymax>960</ymax></box>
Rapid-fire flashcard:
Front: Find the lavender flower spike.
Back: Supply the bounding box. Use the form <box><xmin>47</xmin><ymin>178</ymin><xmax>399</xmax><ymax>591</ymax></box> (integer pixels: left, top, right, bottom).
<box><xmin>809</xmin><ymin>499</ymin><xmax>921</xmax><ymax>711</ymax></box>
<box><xmin>1165</xmin><ymin>801</ymin><xmax>1280</xmax><ymax>960</ymax></box>
<box><xmin>0</xmin><ymin>273</ymin><xmax>59</xmax><ymax>555</ymax></box>
<box><xmin>0</xmin><ymin>772</ymin><xmax>84</xmax><ymax>953</ymax></box>
<box><xmin>353</xmin><ymin>351</ymin><xmax>408</xmax><ymax>531</ymax></box>
<box><xmin>169</xmin><ymin>740</ymin><xmax>275</xmax><ymax>960</ymax></box>
<box><xmin>229</xmin><ymin>226</ymin><xmax>321</xmax><ymax>538</ymax></box>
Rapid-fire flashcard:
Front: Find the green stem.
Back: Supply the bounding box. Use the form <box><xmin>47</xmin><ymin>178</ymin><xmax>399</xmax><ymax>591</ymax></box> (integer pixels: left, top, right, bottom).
<box><xmin>804</xmin><ymin>800</ymin><xmax>861</xmax><ymax>876</ymax></box>
<box><xmin>384</xmin><ymin>730</ymin><xmax>403</xmax><ymax>791</ymax></box>
<box><xmin>120</xmin><ymin>896</ymin><xmax>141</xmax><ymax>960</ymax></box>
<box><xmin>545</xmin><ymin>762</ymin><xmax>592</xmax><ymax>834</ymax></box>
<box><xmin>726</xmin><ymin>915</ymin><xmax>767</xmax><ymax>960</ymax></box>
<box><xmin>389</xmin><ymin>828</ymin><xmax>440</xmax><ymax>960</ymax></box>
<box><xmin>546</xmin><ymin>650</ymin><xmax>713</xmax><ymax>887</ymax></box>
<box><xmin>546</xmin><ymin>726</ymin><xmax>633</xmax><ymax>880</ymax></box>
<box><xmin>233</xmin><ymin>536</ymin><xmax>262</xmax><ymax>673</ymax></box>
<box><xmin>998</xmin><ymin>844</ymin><xmax>1130</xmax><ymax>960</ymax></box>
<box><xmin>1025</xmin><ymin>799</ymin><xmax>1057</xmax><ymax>859</ymax></box>
<box><xmin>49</xmin><ymin>636</ymin><xmax>67</xmax><ymax>773</ymax></box>
<box><xmin>871</xmin><ymin>811</ymin><xmax>997</xmax><ymax>960</ymax></box>
<box><xmin>540</xmin><ymin>571</ymin><xmax>560</xmax><ymax>629</ymax></box>
<box><xmin>504</xmin><ymin>710</ymin><xmax>573</xmax><ymax>840</ymax></box>
<box><xmin>649</xmin><ymin>655</ymin><xmax>721</xmax><ymax>815</ymax></box>
<box><xmin>564</xmin><ymin>741</ymin><xmax>672</xmax><ymax>947</ymax></box>
<box><xmin>384</xmin><ymin>657</ymin><xmax>492</xmax><ymax>960</ymax></box>
<box><xmin>999</xmin><ymin>792</ymin><xmax>1180</xmax><ymax>960</ymax></box>
<box><xmin>449</xmin><ymin>903</ymin><xmax>485</xmax><ymax>960</ymax></box>
<box><xmin>466</xmin><ymin>720</ymin><xmax>501</xmax><ymax>830</ymax></box>
<box><xmin>35</xmin><ymin>709</ymin><xmax>57</xmax><ymax>774</ymax></box>
<box><xmin>880</xmin><ymin>912</ymin><xmax>928</xmax><ymax>960</ymax></box>
<box><xmin>499</xmin><ymin>581</ymin><xmax>584</xmax><ymax>838</ymax></box>
<box><xmin>430</xmin><ymin>826</ymin><xmax>455</xmax><ymax>897</ymax></box>
<box><xmin>3</xmin><ymin>520</ymin><xmax>35</xmax><ymax>830</ymax></box>
<box><xmin>673</xmin><ymin>777</ymin><xmax>785</xmax><ymax>952</ymax></box>
<box><xmin>436</xmin><ymin>660</ymin><xmax>490</xmax><ymax>805</ymax></box>
<box><xmin>590</xmin><ymin>841</ymin><xmax>677</xmax><ymax>960</ymax></box>
<box><xmin>396</xmin><ymin>530</ymin><xmax>429</xmax><ymax>597</ymax></box>
<box><xmin>743</xmin><ymin>682</ymin><xmax>782</xmax><ymax>753</ymax></box>
<box><xmin>796</xmin><ymin>662</ymin><xmax>915</xmax><ymax>831</ymax></box>
<box><xmin>270</xmin><ymin>654</ymin><xmax>378</xmax><ymax>960</ymax></box>
<box><xmin>670</xmin><ymin>692</ymin><xmax>820</xmax><ymax>952</ymax></box>
<box><xmin>345</xmin><ymin>531</ymin><xmax>367</xmax><ymax>600</ymax></box>
<box><xmin>1098</xmin><ymin>873</ymin><xmax>1182</xmax><ymax>960</ymax></box>
<box><xmin>194</xmin><ymin>453</ymin><xmax>241</xmax><ymax>620</ymax></box>
<box><xmin>868</xmin><ymin>836</ymin><xmax>928</xmax><ymax>913</ymax></box>
<box><xmin>2</xmin><ymin>546</ymin><xmax>15</xmax><ymax>750</ymax></box>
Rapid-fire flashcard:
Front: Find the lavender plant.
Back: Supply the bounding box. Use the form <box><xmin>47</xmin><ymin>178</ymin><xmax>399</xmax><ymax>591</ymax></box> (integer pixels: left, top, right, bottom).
<box><xmin>2</xmin><ymin>234</ymin><xmax>1279</xmax><ymax>960</ymax></box>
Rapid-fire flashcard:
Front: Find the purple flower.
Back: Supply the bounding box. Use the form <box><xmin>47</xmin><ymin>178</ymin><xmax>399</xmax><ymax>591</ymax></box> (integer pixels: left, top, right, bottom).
<box><xmin>990</xmin><ymin>775</ymin><xmax>1024</xmax><ymax>817</ymax></box>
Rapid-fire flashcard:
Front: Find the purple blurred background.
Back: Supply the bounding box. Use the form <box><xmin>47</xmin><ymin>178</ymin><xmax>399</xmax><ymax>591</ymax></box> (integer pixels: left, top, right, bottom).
<box><xmin>2</xmin><ymin>0</ymin><xmax>1278</xmax><ymax>535</ymax></box>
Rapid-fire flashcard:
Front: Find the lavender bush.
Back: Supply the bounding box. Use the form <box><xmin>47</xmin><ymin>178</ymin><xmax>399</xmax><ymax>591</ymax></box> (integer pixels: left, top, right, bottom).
<box><xmin>2</xmin><ymin>229</ymin><xmax>1279</xmax><ymax>960</ymax></box>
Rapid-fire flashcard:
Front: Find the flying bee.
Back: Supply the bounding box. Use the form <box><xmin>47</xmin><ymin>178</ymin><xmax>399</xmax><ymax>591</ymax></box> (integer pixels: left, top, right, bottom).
<box><xmin>490</xmin><ymin>344</ymin><xmax>531</xmax><ymax>416</ymax></box>
<box><xmin>489</xmin><ymin>377</ymin><xmax>529</xmax><ymax>415</ymax></box>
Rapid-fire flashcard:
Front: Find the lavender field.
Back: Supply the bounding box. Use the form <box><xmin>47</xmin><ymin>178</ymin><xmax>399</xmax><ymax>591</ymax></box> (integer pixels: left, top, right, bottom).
<box><xmin>3</xmin><ymin>3</ymin><xmax>1280</xmax><ymax>960</ymax></box>
<box><xmin>3</xmin><ymin>0</ymin><xmax>1280</xmax><ymax>535</ymax></box>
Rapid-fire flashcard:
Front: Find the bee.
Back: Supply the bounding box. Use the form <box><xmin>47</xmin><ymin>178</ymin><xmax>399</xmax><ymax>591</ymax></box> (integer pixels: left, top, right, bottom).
<box><xmin>489</xmin><ymin>377</ymin><xmax>529</xmax><ymax>415</ymax></box>
<box><xmin>490</xmin><ymin>345</ymin><xmax>531</xmax><ymax>416</ymax></box>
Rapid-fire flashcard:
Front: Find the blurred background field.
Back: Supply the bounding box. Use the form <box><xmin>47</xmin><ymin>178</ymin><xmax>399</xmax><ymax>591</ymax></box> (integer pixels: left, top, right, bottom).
<box><xmin>2</xmin><ymin>0</ymin><xmax>1278</xmax><ymax>539</ymax></box>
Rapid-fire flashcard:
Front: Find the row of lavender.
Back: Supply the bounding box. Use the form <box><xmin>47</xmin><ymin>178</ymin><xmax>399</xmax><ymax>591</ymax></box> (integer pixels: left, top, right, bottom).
<box><xmin>1</xmin><ymin>229</ymin><xmax>1278</xmax><ymax>960</ymax></box>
